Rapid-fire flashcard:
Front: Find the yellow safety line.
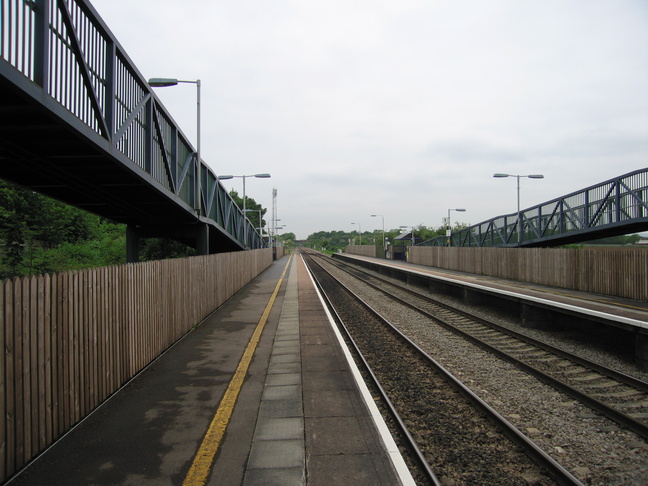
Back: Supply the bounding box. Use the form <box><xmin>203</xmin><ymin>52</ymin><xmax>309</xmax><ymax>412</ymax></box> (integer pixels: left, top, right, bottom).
<box><xmin>183</xmin><ymin>254</ymin><xmax>293</xmax><ymax>486</ymax></box>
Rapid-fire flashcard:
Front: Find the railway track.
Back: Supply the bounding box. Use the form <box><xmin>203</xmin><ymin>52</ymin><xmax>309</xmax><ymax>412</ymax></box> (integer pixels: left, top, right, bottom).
<box><xmin>301</xmin><ymin>250</ymin><xmax>582</xmax><ymax>485</ymax></box>
<box><xmin>315</xmin><ymin>251</ymin><xmax>648</xmax><ymax>442</ymax></box>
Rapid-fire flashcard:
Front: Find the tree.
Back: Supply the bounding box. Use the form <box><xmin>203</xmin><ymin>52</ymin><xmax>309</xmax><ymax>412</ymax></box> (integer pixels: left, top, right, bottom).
<box><xmin>276</xmin><ymin>232</ymin><xmax>296</xmax><ymax>251</ymax></box>
<box><xmin>302</xmin><ymin>225</ymin><xmax>453</xmax><ymax>253</ymax></box>
<box><xmin>229</xmin><ymin>190</ymin><xmax>268</xmax><ymax>234</ymax></box>
<box><xmin>0</xmin><ymin>179</ymin><xmax>127</xmax><ymax>278</ymax></box>
<box><xmin>139</xmin><ymin>238</ymin><xmax>196</xmax><ymax>261</ymax></box>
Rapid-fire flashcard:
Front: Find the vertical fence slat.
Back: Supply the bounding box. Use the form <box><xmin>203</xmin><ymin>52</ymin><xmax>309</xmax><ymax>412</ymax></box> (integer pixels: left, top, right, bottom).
<box><xmin>14</xmin><ymin>279</ymin><xmax>24</xmax><ymax>467</ymax></box>
<box><xmin>65</xmin><ymin>272</ymin><xmax>72</xmax><ymax>429</ymax></box>
<box><xmin>21</xmin><ymin>277</ymin><xmax>31</xmax><ymax>465</ymax></box>
<box><xmin>73</xmin><ymin>272</ymin><xmax>81</xmax><ymax>426</ymax></box>
<box><xmin>91</xmin><ymin>269</ymin><xmax>98</xmax><ymax>409</ymax></box>
<box><xmin>99</xmin><ymin>267</ymin><xmax>107</xmax><ymax>402</ymax></box>
<box><xmin>56</xmin><ymin>272</ymin><xmax>67</xmax><ymax>438</ymax></box>
<box><xmin>43</xmin><ymin>274</ymin><xmax>53</xmax><ymax>446</ymax></box>
<box><xmin>4</xmin><ymin>279</ymin><xmax>15</xmax><ymax>478</ymax></box>
<box><xmin>29</xmin><ymin>277</ymin><xmax>37</xmax><ymax>459</ymax></box>
<box><xmin>35</xmin><ymin>276</ymin><xmax>45</xmax><ymax>451</ymax></box>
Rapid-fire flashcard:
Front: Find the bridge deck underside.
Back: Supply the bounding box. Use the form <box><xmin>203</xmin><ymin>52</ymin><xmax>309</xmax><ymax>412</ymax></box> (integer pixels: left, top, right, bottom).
<box><xmin>519</xmin><ymin>222</ymin><xmax>648</xmax><ymax>247</ymax></box>
<box><xmin>0</xmin><ymin>72</ymin><xmax>240</xmax><ymax>253</ymax></box>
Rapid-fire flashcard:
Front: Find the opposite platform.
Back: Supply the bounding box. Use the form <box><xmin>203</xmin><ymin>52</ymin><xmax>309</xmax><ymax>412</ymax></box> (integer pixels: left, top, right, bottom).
<box><xmin>8</xmin><ymin>254</ymin><xmax>408</xmax><ymax>486</ymax></box>
<box><xmin>337</xmin><ymin>253</ymin><xmax>648</xmax><ymax>326</ymax></box>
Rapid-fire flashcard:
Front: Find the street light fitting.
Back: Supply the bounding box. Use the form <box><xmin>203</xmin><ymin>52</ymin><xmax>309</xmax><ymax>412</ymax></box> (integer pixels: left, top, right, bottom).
<box><xmin>218</xmin><ymin>173</ymin><xmax>271</xmax><ymax>180</ymax></box>
<box><xmin>493</xmin><ymin>173</ymin><xmax>544</xmax><ymax>179</ymax></box>
<box><xmin>148</xmin><ymin>78</ymin><xmax>179</xmax><ymax>87</ymax></box>
<box><xmin>148</xmin><ymin>78</ymin><xmax>200</xmax><ymax>87</ymax></box>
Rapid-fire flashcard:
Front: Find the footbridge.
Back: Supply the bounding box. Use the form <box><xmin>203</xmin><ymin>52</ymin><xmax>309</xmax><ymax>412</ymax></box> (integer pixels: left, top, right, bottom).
<box><xmin>422</xmin><ymin>168</ymin><xmax>648</xmax><ymax>247</ymax></box>
<box><xmin>0</xmin><ymin>0</ymin><xmax>266</xmax><ymax>258</ymax></box>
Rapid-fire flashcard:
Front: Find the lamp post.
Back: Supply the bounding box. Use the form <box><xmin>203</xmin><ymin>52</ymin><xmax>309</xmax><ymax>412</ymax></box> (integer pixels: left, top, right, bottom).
<box><xmin>275</xmin><ymin>225</ymin><xmax>285</xmax><ymax>246</ymax></box>
<box><xmin>148</xmin><ymin>78</ymin><xmax>201</xmax><ymax>213</ymax></box>
<box><xmin>219</xmin><ymin>173</ymin><xmax>271</xmax><ymax>248</ymax></box>
<box><xmin>371</xmin><ymin>214</ymin><xmax>385</xmax><ymax>248</ymax></box>
<box><xmin>271</xmin><ymin>218</ymin><xmax>281</xmax><ymax>252</ymax></box>
<box><xmin>446</xmin><ymin>208</ymin><xmax>466</xmax><ymax>247</ymax></box>
<box><xmin>351</xmin><ymin>222</ymin><xmax>362</xmax><ymax>245</ymax></box>
<box><xmin>493</xmin><ymin>173</ymin><xmax>544</xmax><ymax>245</ymax></box>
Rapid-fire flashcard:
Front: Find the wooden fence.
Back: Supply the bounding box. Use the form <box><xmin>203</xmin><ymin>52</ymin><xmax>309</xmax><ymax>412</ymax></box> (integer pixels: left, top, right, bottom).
<box><xmin>345</xmin><ymin>245</ymin><xmax>384</xmax><ymax>258</ymax></box>
<box><xmin>408</xmin><ymin>246</ymin><xmax>647</xmax><ymax>301</ymax></box>
<box><xmin>344</xmin><ymin>245</ymin><xmax>647</xmax><ymax>301</ymax></box>
<box><xmin>0</xmin><ymin>248</ymin><xmax>275</xmax><ymax>481</ymax></box>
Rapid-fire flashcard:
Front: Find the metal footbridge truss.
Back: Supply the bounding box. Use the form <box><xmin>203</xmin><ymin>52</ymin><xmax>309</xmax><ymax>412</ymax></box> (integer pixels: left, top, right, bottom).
<box><xmin>0</xmin><ymin>0</ymin><xmax>265</xmax><ymax>254</ymax></box>
<box><xmin>422</xmin><ymin>168</ymin><xmax>648</xmax><ymax>248</ymax></box>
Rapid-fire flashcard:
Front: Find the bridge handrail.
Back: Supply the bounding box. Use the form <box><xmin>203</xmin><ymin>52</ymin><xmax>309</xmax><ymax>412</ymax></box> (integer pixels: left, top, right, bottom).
<box><xmin>1</xmin><ymin>0</ymin><xmax>265</xmax><ymax>249</ymax></box>
<box><xmin>421</xmin><ymin>168</ymin><xmax>648</xmax><ymax>247</ymax></box>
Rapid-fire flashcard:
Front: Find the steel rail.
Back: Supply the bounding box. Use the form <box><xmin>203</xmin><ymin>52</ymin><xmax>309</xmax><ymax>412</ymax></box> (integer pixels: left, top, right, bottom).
<box><xmin>332</xmin><ymin>256</ymin><xmax>648</xmax><ymax>392</ymax></box>
<box><xmin>324</xmin><ymin>254</ymin><xmax>648</xmax><ymax>441</ymax></box>
<box><xmin>303</xmin><ymin>250</ymin><xmax>583</xmax><ymax>486</ymax></box>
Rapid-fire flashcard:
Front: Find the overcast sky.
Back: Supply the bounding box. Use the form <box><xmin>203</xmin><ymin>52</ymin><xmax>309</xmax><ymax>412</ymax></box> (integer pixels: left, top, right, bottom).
<box><xmin>90</xmin><ymin>0</ymin><xmax>648</xmax><ymax>240</ymax></box>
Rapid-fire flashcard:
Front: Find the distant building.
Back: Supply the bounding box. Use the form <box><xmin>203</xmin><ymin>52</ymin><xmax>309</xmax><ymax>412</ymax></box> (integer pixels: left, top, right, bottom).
<box><xmin>390</xmin><ymin>231</ymin><xmax>422</xmax><ymax>260</ymax></box>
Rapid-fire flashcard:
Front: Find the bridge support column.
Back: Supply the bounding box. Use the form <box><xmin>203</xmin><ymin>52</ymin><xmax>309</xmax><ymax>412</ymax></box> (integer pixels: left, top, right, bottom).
<box><xmin>196</xmin><ymin>224</ymin><xmax>210</xmax><ymax>255</ymax></box>
<box><xmin>126</xmin><ymin>225</ymin><xmax>140</xmax><ymax>263</ymax></box>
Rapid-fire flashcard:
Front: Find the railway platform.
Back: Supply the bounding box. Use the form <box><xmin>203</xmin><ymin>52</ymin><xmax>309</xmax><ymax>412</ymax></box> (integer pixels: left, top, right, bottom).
<box><xmin>336</xmin><ymin>252</ymin><xmax>648</xmax><ymax>367</ymax></box>
<box><xmin>335</xmin><ymin>253</ymin><xmax>648</xmax><ymax>325</ymax></box>
<box><xmin>7</xmin><ymin>253</ymin><xmax>411</xmax><ymax>486</ymax></box>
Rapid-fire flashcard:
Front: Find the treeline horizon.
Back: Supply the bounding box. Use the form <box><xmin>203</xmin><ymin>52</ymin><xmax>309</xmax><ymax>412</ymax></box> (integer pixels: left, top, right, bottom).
<box><xmin>0</xmin><ymin>179</ymin><xmax>289</xmax><ymax>279</ymax></box>
<box><xmin>1</xmin><ymin>179</ymin><xmax>643</xmax><ymax>279</ymax></box>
